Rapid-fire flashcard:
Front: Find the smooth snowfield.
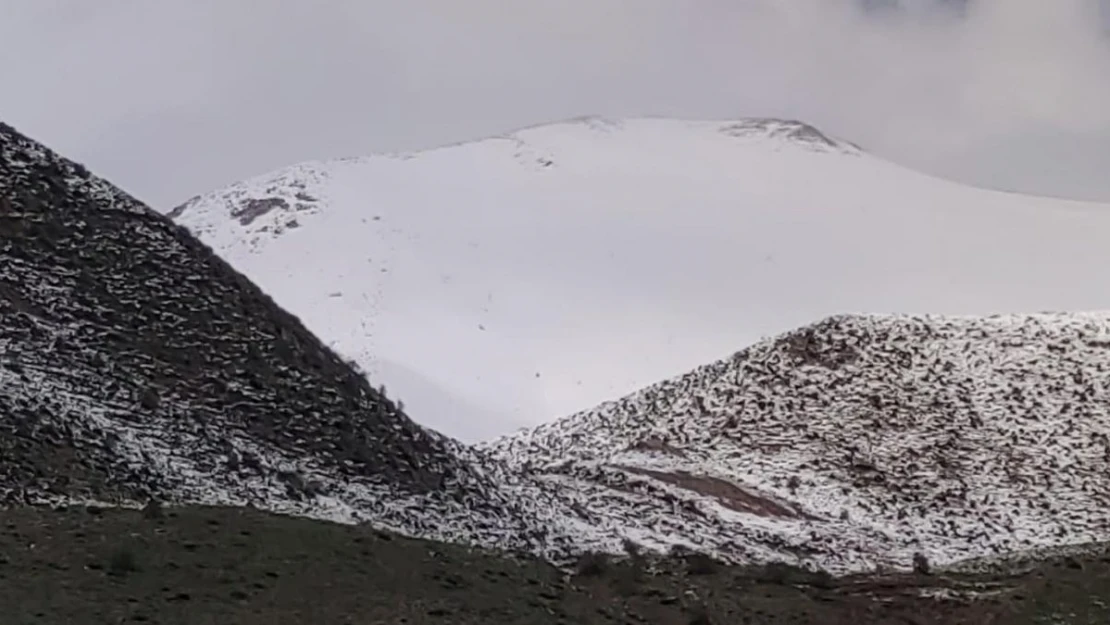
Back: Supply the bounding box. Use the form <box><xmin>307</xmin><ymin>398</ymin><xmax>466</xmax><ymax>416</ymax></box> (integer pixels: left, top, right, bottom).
<box><xmin>171</xmin><ymin>117</ymin><xmax>1110</xmax><ymax>441</ymax></box>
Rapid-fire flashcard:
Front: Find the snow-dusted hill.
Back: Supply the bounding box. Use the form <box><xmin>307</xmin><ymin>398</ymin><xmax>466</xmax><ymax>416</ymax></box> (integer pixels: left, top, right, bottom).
<box><xmin>170</xmin><ymin>116</ymin><xmax>1110</xmax><ymax>442</ymax></box>
<box><xmin>480</xmin><ymin>312</ymin><xmax>1110</xmax><ymax>571</ymax></box>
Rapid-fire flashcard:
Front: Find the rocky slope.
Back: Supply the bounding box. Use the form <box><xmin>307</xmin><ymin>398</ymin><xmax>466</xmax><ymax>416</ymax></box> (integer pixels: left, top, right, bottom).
<box><xmin>481</xmin><ymin>313</ymin><xmax>1110</xmax><ymax>572</ymax></box>
<box><xmin>0</xmin><ymin>120</ymin><xmax>539</xmax><ymax>548</ymax></box>
<box><xmin>167</xmin><ymin>115</ymin><xmax>1110</xmax><ymax>443</ymax></box>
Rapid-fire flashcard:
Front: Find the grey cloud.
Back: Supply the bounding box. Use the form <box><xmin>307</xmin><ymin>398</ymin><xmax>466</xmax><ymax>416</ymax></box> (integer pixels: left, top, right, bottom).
<box><xmin>1</xmin><ymin>0</ymin><xmax>1109</xmax><ymax>207</ymax></box>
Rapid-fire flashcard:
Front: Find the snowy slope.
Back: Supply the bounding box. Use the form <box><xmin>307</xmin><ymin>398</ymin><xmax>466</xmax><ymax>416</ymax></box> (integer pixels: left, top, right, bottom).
<box><xmin>169</xmin><ymin>116</ymin><xmax>1110</xmax><ymax>442</ymax></box>
<box><xmin>480</xmin><ymin>312</ymin><xmax>1110</xmax><ymax>571</ymax></box>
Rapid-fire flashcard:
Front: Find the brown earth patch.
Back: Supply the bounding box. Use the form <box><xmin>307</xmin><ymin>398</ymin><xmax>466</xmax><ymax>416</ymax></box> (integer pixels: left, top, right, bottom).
<box><xmin>616</xmin><ymin>466</ymin><xmax>819</xmax><ymax>520</ymax></box>
<box><xmin>626</xmin><ymin>436</ymin><xmax>687</xmax><ymax>458</ymax></box>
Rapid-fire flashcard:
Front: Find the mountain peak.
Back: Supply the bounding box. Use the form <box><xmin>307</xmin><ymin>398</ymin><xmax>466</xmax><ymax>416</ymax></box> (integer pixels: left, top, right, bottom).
<box><xmin>717</xmin><ymin>117</ymin><xmax>860</xmax><ymax>153</ymax></box>
<box><xmin>167</xmin><ymin>116</ymin><xmax>859</xmax><ymax>238</ymax></box>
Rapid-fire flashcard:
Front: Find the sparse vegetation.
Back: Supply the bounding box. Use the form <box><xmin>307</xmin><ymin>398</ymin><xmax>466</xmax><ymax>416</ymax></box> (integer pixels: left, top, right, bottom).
<box><xmin>1</xmin><ymin>505</ymin><xmax>1104</xmax><ymax>625</ymax></box>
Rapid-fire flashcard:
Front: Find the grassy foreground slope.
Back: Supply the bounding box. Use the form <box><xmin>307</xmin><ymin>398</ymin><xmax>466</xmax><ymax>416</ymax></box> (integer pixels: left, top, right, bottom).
<box><xmin>1</xmin><ymin>505</ymin><xmax>1106</xmax><ymax>625</ymax></box>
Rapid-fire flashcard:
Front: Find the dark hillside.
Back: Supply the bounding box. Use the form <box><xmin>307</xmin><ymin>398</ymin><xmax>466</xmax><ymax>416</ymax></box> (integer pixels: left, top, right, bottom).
<box><xmin>1</xmin><ymin>505</ymin><xmax>1107</xmax><ymax>625</ymax></box>
<box><xmin>0</xmin><ymin>121</ymin><xmax>489</xmax><ymax>511</ymax></box>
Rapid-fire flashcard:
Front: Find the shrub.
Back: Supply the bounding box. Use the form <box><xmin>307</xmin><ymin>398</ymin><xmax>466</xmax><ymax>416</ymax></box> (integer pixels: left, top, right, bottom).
<box><xmin>575</xmin><ymin>551</ymin><xmax>610</xmax><ymax>577</ymax></box>
<box><xmin>912</xmin><ymin>552</ymin><xmax>931</xmax><ymax>575</ymax></box>
<box><xmin>610</xmin><ymin>539</ymin><xmax>649</xmax><ymax>593</ymax></box>
<box><xmin>685</xmin><ymin>552</ymin><xmax>721</xmax><ymax>576</ymax></box>
<box><xmin>809</xmin><ymin>569</ymin><xmax>835</xmax><ymax>589</ymax></box>
<box><xmin>141</xmin><ymin>498</ymin><xmax>164</xmax><ymax>520</ymax></box>
<box><xmin>612</xmin><ymin>566</ymin><xmax>642</xmax><ymax>596</ymax></box>
<box><xmin>108</xmin><ymin>547</ymin><xmax>139</xmax><ymax>576</ymax></box>
<box><xmin>758</xmin><ymin>561</ymin><xmax>811</xmax><ymax>585</ymax></box>
<box><xmin>621</xmin><ymin>538</ymin><xmax>642</xmax><ymax>558</ymax></box>
<box><xmin>138</xmin><ymin>387</ymin><xmax>160</xmax><ymax>410</ymax></box>
<box><xmin>687</xmin><ymin>603</ymin><xmax>712</xmax><ymax>625</ymax></box>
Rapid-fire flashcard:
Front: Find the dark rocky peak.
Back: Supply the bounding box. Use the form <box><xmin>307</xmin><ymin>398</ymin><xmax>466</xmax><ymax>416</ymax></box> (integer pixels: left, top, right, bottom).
<box><xmin>719</xmin><ymin>118</ymin><xmax>861</xmax><ymax>154</ymax></box>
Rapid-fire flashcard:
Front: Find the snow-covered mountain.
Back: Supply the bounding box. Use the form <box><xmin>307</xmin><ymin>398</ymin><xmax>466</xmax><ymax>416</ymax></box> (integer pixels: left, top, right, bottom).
<box><xmin>481</xmin><ymin>312</ymin><xmax>1110</xmax><ymax>571</ymax></box>
<box><xmin>170</xmin><ymin>116</ymin><xmax>1110</xmax><ymax>442</ymax></box>
<box><xmin>0</xmin><ymin>119</ymin><xmax>542</xmax><ymax>550</ymax></box>
<box><xmin>11</xmin><ymin>118</ymin><xmax>1110</xmax><ymax>575</ymax></box>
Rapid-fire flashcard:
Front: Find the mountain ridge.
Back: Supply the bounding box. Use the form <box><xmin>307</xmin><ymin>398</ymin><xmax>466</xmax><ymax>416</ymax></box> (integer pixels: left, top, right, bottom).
<box><xmin>169</xmin><ymin>115</ymin><xmax>1110</xmax><ymax>442</ymax></box>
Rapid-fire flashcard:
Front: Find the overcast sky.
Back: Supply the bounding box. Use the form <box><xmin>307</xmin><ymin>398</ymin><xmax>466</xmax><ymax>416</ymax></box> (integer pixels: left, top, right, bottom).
<box><xmin>2</xmin><ymin>0</ymin><xmax>1110</xmax><ymax>209</ymax></box>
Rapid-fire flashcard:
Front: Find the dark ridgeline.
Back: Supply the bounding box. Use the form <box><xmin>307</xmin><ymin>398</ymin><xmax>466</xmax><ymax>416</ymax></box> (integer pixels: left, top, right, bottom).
<box><xmin>0</xmin><ymin>121</ymin><xmax>486</xmax><ymax>507</ymax></box>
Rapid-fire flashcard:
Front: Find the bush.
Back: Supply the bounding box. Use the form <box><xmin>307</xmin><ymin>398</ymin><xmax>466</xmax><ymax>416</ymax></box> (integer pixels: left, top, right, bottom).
<box><xmin>621</xmin><ymin>538</ymin><xmax>647</xmax><ymax>583</ymax></box>
<box><xmin>141</xmin><ymin>498</ymin><xmax>164</xmax><ymax>520</ymax></box>
<box><xmin>687</xmin><ymin>603</ymin><xmax>712</xmax><ymax>625</ymax></box>
<box><xmin>612</xmin><ymin>566</ymin><xmax>642</xmax><ymax>596</ymax></box>
<box><xmin>575</xmin><ymin>551</ymin><xmax>610</xmax><ymax>577</ymax></box>
<box><xmin>912</xmin><ymin>552</ymin><xmax>931</xmax><ymax>575</ymax></box>
<box><xmin>757</xmin><ymin>561</ymin><xmax>811</xmax><ymax>585</ymax></box>
<box><xmin>138</xmin><ymin>387</ymin><xmax>160</xmax><ymax>410</ymax></box>
<box><xmin>108</xmin><ymin>547</ymin><xmax>139</xmax><ymax>576</ymax></box>
<box><xmin>685</xmin><ymin>553</ymin><xmax>721</xmax><ymax>576</ymax></box>
<box><xmin>668</xmin><ymin>544</ymin><xmax>692</xmax><ymax>558</ymax></box>
<box><xmin>809</xmin><ymin>569</ymin><xmax>835</xmax><ymax>589</ymax></box>
<box><xmin>621</xmin><ymin>538</ymin><xmax>642</xmax><ymax>558</ymax></box>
